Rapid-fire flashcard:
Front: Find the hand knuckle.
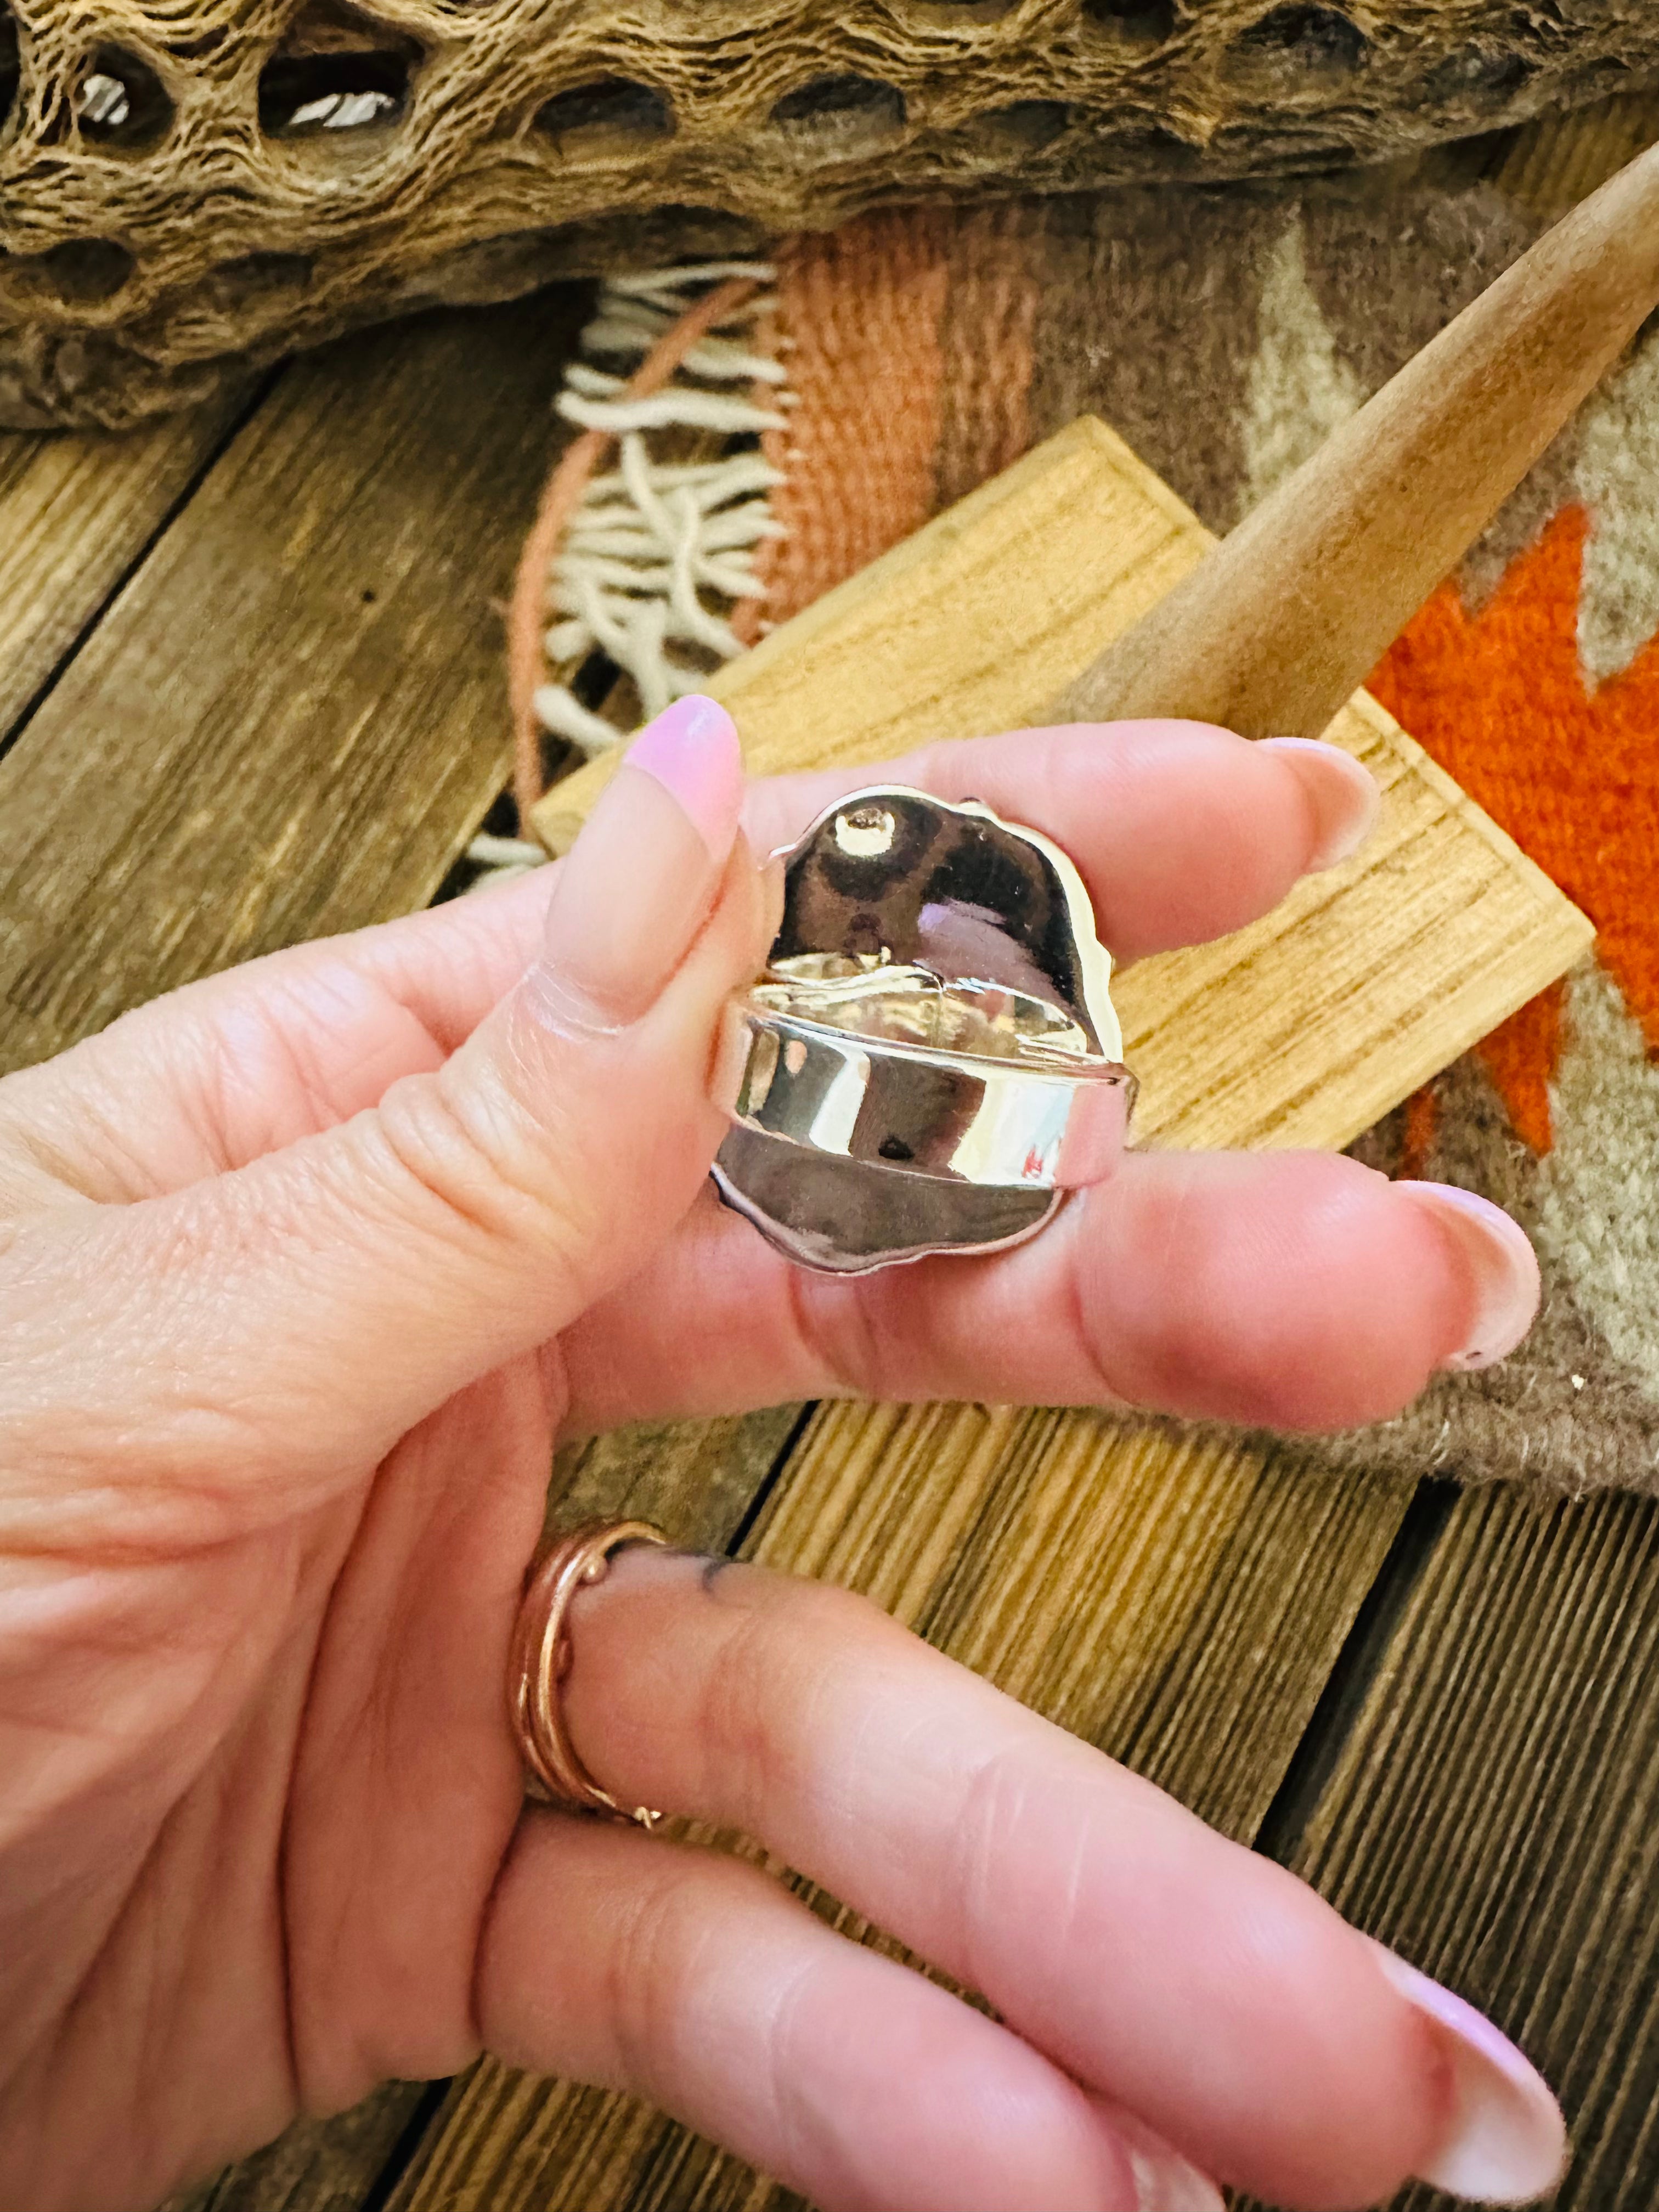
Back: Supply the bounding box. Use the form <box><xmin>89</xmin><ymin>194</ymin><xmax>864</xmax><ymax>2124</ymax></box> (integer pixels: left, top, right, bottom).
<box><xmin>370</xmin><ymin>1063</ymin><xmax>593</xmax><ymax>1286</ymax></box>
<box><xmin>607</xmin><ymin>1861</ymin><xmax>721</xmax><ymax>2092</ymax></box>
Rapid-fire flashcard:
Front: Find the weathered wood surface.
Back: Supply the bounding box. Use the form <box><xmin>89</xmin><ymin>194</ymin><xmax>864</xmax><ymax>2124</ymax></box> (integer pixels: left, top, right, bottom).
<box><xmin>163</xmin><ymin>2084</ymin><xmax>433</xmax><ymax>2212</ymax></box>
<box><xmin>0</xmin><ymin>393</ymin><xmax>247</xmax><ymax>743</ymax></box>
<box><xmin>0</xmin><ymin>289</ymin><xmax>587</xmax><ymax>1076</ymax></box>
<box><xmin>1256</xmin><ymin>1480</ymin><xmax>1659</xmax><ymax>2212</ymax></box>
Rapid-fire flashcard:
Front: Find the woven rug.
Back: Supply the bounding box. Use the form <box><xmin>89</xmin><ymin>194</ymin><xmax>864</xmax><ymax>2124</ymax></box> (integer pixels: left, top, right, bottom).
<box><xmin>522</xmin><ymin>117</ymin><xmax>1659</xmax><ymax>1499</ymax></box>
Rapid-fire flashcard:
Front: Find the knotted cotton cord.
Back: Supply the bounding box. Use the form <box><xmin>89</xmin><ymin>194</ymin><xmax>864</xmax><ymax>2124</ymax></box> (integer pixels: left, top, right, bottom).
<box><xmin>491</xmin><ymin>263</ymin><xmax>793</xmax><ymax>877</ymax></box>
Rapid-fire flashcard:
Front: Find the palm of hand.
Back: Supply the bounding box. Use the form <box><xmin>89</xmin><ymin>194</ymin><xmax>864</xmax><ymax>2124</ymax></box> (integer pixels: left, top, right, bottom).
<box><xmin>1</xmin><ymin>975</ymin><xmax>569</xmax><ymax>2210</ymax></box>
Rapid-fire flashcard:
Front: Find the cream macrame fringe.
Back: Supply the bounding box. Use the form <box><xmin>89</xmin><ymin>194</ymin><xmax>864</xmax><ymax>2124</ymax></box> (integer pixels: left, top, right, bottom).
<box><xmin>538</xmin><ymin>263</ymin><xmax>789</xmax><ymax>746</ymax></box>
<box><xmin>465</xmin><ymin>263</ymin><xmax>791</xmax><ymax>885</ymax></box>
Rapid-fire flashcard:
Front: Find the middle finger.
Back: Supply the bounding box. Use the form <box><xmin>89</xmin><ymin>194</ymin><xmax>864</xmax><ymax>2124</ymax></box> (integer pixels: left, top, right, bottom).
<box><xmin>0</xmin><ymin>718</ymin><xmax>1369</xmax><ymax>1198</ymax></box>
<box><xmin>559</xmin><ymin>1146</ymin><xmax>1538</xmax><ymax>1437</ymax></box>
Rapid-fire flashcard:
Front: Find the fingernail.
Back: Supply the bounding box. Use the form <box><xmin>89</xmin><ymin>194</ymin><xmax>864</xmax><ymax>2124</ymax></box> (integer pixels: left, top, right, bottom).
<box><xmin>1128</xmin><ymin>2145</ymin><xmax>1224</xmax><ymax>2211</ymax></box>
<box><xmin>624</xmin><ymin>695</ymin><xmax>746</xmax><ymax>865</ymax></box>
<box><xmin>1373</xmin><ymin>1950</ymin><xmax>1567</xmax><ymax>2203</ymax></box>
<box><xmin>1396</xmin><ymin>1182</ymin><xmax>1542</xmax><ymax>1372</ymax></box>
<box><xmin>1260</xmin><ymin>736</ymin><xmax>1381</xmax><ymax>871</ymax></box>
<box><xmin>1106</xmin><ymin>2106</ymin><xmax>1226</xmax><ymax>2212</ymax></box>
<box><xmin>536</xmin><ymin>698</ymin><xmax>746</xmax><ymax>1026</ymax></box>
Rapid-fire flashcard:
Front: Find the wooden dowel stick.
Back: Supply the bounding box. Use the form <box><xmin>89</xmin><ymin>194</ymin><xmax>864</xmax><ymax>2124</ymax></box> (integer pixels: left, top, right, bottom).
<box><xmin>1050</xmin><ymin>139</ymin><xmax>1659</xmax><ymax>735</ymax></box>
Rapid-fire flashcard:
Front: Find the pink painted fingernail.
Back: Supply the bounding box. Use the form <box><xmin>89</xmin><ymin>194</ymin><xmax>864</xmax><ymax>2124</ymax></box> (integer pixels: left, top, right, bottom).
<box><xmin>1373</xmin><ymin>1950</ymin><xmax>1567</xmax><ymax>2203</ymax></box>
<box><xmin>1260</xmin><ymin>736</ymin><xmax>1381</xmax><ymax>871</ymax></box>
<box><xmin>535</xmin><ymin>697</ymin><xmax>747</xmax><ymax>1026</ymax></box>
<box><xmin>624</xmin><ymin>695</ymin><xmax>745</xmax><ymax>865</ymax></box>
<box><xmin>1396</xmin><ymin>1183</ymin><xmax>1542</xmax><ymax>1372</ymax></box>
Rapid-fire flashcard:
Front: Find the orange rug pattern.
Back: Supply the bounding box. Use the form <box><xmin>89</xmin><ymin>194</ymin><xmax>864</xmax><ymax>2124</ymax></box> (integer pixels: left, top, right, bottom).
<box><xmin>1373</xmin><ymin>505</ymin><xmax>1659</xmax><ymax>1153</ymax></box>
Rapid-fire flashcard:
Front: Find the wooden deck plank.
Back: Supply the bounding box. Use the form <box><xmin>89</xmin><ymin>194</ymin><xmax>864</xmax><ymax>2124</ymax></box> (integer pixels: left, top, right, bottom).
<box><xmin>1258</xmin><ymin>1483</ymin><xmax>1659</xmax><ymax>2212</ymax></box>
<box><xmin>0</xmin><ymin>394</ymin><xmax>249</xmax><ymax>745</ymax></box>
<box><xmin>162</xmin><ymin>2085</ymin><xmax>432</xmax><ymax>2212</ymax></box>
<box><xmin>0</xmin><ymin>290</ymin><xmax>586</xmax><ymax>1075</ymax></box>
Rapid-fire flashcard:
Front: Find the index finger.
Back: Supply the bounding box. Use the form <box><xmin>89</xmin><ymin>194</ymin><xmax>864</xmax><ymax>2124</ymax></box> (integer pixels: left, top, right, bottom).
<box><xmin>0</xmin><ymin>718</ymin><xmax>1372</xmax><ymax>1197</ymax></box>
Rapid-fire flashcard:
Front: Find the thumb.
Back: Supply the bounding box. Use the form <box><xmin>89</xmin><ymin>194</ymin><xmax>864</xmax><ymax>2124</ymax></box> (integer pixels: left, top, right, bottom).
<box><xmin>4</xmin><ymin>699</ymin><xmax>770</xmax><ymax>1530</ymax></box>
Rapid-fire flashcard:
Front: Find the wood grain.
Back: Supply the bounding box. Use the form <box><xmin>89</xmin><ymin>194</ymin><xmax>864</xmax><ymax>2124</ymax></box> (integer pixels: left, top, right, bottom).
<box><xmin>1262</xmin><ymin>1483</ymin><xmax>1659</xmax><ymax>2212</ymax></box>
<box><xmin>0</xmin><ymin>291</ymin><xmax>588</xmax><ymax>1076</ymax></box>
<box><xmin>160</xmin><ymin>2084</ymin><xmax>431</xmax><ymax>2212</ymax></box>
<box><xmin>546</xmin><ymin>1407</ymin><xmax>807</xmax><ymax>1557</ymax></box>
<box><xmin>538</xmin><ymin>417</ymin><xmax>1592</xmax><ymax>1156</ymax></box>
<box><xmin>389</xmin><ymin>1418</ymin><xmax>1419</xmax><ymax>2212</ymax></box>
<box><xmin>0</xmin><ymin>395</ymin><xmax>247</xmax><ymax>744</ymax></box>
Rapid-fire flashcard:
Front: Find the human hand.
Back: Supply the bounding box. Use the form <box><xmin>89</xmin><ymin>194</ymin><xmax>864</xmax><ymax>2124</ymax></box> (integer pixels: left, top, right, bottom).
<box><xmin>0</xmin><ymin>698</ymin><xmax>1561</xmax><ymax>2211</ymax></box>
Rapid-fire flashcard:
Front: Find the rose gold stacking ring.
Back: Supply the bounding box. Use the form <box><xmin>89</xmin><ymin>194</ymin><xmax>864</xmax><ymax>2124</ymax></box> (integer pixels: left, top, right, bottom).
<box><xmin>507</xmin><ymin>1518</ymin><xmax>670</xmax><ymax>1830</ymax></box>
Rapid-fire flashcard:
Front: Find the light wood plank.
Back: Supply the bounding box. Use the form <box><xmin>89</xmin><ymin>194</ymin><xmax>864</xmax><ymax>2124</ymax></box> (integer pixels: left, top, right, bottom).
<box><xmin>0</xmin><ymin>396</ymin><xmax>247</xmax><ymax>743</ymax></box>
<box><xmin>538</xmin><ymin>417</ymin><xmax>1590</xmax><ymax>1158</ymax></box>
<box><xmin>0</xmin><ymin>293</ymin><xmax>589</xmax><ymax>1075</ymax></box>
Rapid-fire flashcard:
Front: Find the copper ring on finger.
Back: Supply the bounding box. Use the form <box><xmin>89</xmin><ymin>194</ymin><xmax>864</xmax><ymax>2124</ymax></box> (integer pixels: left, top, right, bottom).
<box><xmin>507</xmin><ymin>1519</ymin><xmax>670</xmax><ymax>1831</ymax></box>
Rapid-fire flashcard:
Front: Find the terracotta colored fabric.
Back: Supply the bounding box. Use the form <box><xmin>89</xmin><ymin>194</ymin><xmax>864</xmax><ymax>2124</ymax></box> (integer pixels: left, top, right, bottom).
<box><xmin>759</xmin><ymin>168</ymin><xmax>1659</xmax><ymax>1495</ymax></box>
<box><xmin>746</xmin><ymin>212</ymin><xmax>953</xmax><ymax>633</ymax></box>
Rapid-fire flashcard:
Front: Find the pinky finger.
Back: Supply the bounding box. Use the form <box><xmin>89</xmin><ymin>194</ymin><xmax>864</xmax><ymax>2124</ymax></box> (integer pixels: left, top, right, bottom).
<box><xmin>477</xmin><ymin>1813</ymin><xmax>1220</xmax><ymax>2212</ymax></box>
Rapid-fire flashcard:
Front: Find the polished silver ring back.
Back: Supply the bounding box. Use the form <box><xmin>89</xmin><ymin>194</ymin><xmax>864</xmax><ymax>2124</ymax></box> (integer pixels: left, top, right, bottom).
<box><xmin>712</xmin><ymin>786</ymin><xmax>1135</xmax><ymax>1274</ymax></box>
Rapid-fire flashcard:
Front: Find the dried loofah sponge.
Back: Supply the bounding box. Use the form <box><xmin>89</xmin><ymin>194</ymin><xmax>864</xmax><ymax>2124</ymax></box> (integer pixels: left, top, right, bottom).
<box><xmin>1</xmin><ymin>0</ymin><xmax>1655</xmax><ymax>430</ymax></box>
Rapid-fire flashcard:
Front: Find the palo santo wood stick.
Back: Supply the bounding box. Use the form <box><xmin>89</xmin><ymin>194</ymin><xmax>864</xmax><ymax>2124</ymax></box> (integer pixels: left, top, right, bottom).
<box><xmin>1051</xmin><ymin>137</ymin><xmax>1659</xmax><ymax>734</ymax></box>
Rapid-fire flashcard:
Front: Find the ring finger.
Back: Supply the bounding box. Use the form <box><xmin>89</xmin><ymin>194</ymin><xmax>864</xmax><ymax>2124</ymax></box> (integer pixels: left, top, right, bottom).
<box><xmin>477</xmin><ymin>1547</ymin><xmax>1565</xmax><ymax>2210</ymax></box>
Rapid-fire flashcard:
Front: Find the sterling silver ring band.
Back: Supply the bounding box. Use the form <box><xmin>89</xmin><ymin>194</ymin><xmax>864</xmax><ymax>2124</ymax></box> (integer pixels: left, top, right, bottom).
<box><xmin>716</xmin><ymin>998</ymin><xmax>1135</xmax><ymax>1191</ymax></box>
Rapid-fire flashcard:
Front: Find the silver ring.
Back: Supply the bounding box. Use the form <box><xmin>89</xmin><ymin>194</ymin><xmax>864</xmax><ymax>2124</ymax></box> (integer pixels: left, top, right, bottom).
<box><xmin>711</xmin><ymin>787</ymin><xmax>1136</xmax><ymax>1274</ymax></box>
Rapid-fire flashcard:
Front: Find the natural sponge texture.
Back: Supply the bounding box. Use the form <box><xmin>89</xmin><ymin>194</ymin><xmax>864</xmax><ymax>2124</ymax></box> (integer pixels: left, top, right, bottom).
<box><xmin>2</xmin><ymin>0</ymin><xmax>1655</xmax><ymax>430</ymax></box>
